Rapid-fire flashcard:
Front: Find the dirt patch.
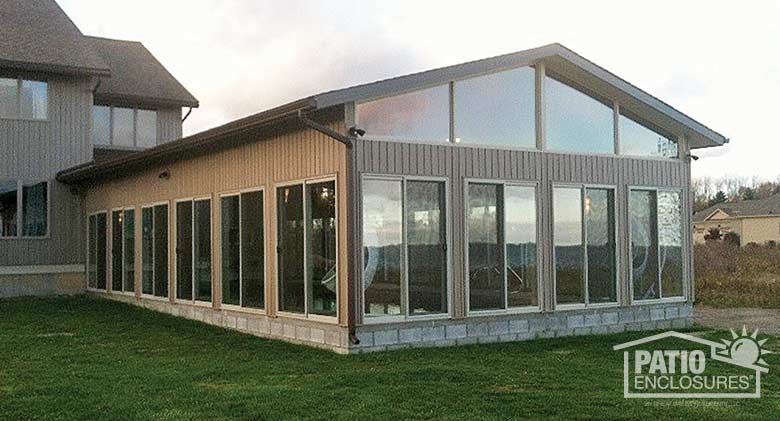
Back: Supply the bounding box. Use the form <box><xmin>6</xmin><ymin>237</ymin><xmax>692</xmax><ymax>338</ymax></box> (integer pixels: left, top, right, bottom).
<box><xmin>695</xmin><ymin>306</ymin><xmax>780</xmax><ymax>335</ymax></box>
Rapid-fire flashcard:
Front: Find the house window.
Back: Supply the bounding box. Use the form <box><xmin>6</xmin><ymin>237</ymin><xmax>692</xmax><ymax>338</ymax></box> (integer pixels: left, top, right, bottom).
<box><xmin>630</xmin><ymin>189</ymin><xmax>684</xmax><ymax>300</ymax></box>
<box><xmin>278</xmin><ymin>180</ymin><xmax>338</xmax><ymax>317</ymax></box>
<box><xmin>92</xmin><ymin>105</ymin><xmax>157</xmax><ymax>148</ymax></box>
<box><xmin>176</xmin><ymin>199</ymin><xmax>212</xmax><ymax>302</ymax></box>
<box><xmin>454</xmin><ymin>67</ymin><xmax>536</xmax><ymax>148</ymax></box>
<box><xmin>619</xmin><ymin>113</ymin><xmax>678</xmax><ymax>158</ymax></box>
<box><xmin>141</xmin><ymin>204</ymin><xmax>168</xmax><ymax>297</ymax></box>
<box><xmin>467</xmin><ymin>182</ymin><xmax>538</xmax><ymax>312</ymax></box>
<box><xmin>110</xmin><ymin>209</ymin><xmax>136</xmax><ymax>293</ymax></box>
<box><xmin>553</xmin><ymin>186</ymin><xmax>618</xmax><ymax>306</ymax></box>
<box><xmin>111</xmin><ymin>210</ymin><xmax>123</xmax><ymax>292</ymax></box>
<box><xmin>87</xmin><ymin>212</ymin><xmax>107</xmax><ymax>290</ymax></box>
<box><xmin>0</xmin><ymin>180</ymin><xmax>48</xmax><ymax>238</ymax></box>
<box><xmin>546</xmin><ymin>76</ymin><xmax>614</xmax><ymax>154</ymax></box>
<box><xmin>356</xmin><ymin>85</ymin><xmax>450</xmax><ymax>143</ymax></box>
<box><xmin>220</xmin><ymin>190</ymin><xmax>264</xmax><ymax>309</ymax></box>
<box><xmin>0</xmin><ymin>77</ymin><xmax>47</xmax><ymax>120</ymax></box>
<box><xmin>363</xmin><ymin>177</ymin><xmax>448</xmax><ymax>318</ymax></box>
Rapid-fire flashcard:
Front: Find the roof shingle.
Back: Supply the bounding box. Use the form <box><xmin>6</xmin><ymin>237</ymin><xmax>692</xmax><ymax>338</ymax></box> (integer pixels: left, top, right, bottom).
<box><xmin>694</xmin><ymin>194</ymin><xmax>780</xmax><ymax>222</ymax></box>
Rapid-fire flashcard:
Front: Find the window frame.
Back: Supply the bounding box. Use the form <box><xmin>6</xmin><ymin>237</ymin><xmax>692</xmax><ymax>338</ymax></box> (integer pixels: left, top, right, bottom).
<box><xmin>92</xmin><ymin>104</ymin><xmax>158</xmax><ymax>149</ymax></box>
<box><xmin>360</xmin><ymin>174</ymin><xmax>452</xmax><ymax>324</ymax></box>
<box><xmin>628</xmin><ymin>186</ymin><xmax>687</xmax><ymax>305</ymax></box>
<box><xmin>276</xmin><ymin>176</ymin><xmax>340</xmax><ymax>323</ymax></box>
<box><xmin>463</xmin><ymin>178</ymin><xmax>542</xmax><ymax>317</ymax></box>
<box><xmin>0</xmin><ymin>77</ymin><xmax>49</xmax><ymax>121</ymax></box>
<box><xmin>218</xmin><ymin>186</ymin><xmax>266</xmax><ymax>314</ymax></box>
<box><xmin>140</xmin><ymin>201</ymin><xmax>170</xmax><ymax>301</ymax></box>
<box><xmin>86</xmin><ymin>210</ymin><xmax>108</xmax><ymax>293</ymax></box>
<box><xmin>0</xmin><ymin>180</ymin><xmax>51</xmax><ymax>240</ymax></box>
<box><xmin>174</xmin><ymin>196</ymin><xmax>213</xmax><ymax>306</ymax></box>
<box><xmin>551</xmin><ymin>183</ymin><xmax>620</xmax><ymax>311</ymax></box>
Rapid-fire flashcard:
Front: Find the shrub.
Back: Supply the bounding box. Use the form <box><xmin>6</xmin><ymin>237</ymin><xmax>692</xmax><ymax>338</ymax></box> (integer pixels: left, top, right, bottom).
<box><xmin>704</xmin><ymin>227</ymin><xmax>722</xmax><ymax>241</ymax></box>
<box><xmin>722</xmin><ymin>231</ymin><xmax>740</xmax><ymax>247</ymax></box>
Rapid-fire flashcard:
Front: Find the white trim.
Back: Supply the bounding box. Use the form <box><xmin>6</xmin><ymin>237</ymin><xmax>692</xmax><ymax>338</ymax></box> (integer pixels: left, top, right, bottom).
<box><xmin>0</xmin><ymin>264</ymin><xmax>84</xmax><ymax>275</ymax></box>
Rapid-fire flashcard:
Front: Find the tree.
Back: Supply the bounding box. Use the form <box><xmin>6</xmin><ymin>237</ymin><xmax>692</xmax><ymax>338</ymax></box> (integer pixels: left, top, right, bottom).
<box><xmin>708</xmin><ymin>191</ymin><xmax>727</xmax><ymax>207</ymax></box>
<box><xmin>704</xmin><ymin>227</ymin><xmax>722</xmax><ymax>241</ymax></box>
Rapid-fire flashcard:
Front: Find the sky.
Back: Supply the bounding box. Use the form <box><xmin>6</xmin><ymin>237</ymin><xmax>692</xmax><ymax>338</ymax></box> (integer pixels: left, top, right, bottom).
<box><xmin>58</xmin><ymin>0</ymin><xmax>780</xmax><ymax>180</ymax></box>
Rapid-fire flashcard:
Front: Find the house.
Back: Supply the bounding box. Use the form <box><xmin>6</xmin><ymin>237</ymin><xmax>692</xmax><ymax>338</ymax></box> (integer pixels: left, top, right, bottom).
<box><xmin>3</xmin><ymin>2</ymin><xmax>728</xmax><ymax>353</ymax></box>
<box><xmin>0</xmin><ymin>0</ymin><xmax>197</xmax><ymax>296</ymax></box>
<box><xmin>693</xmin><ymin>194</ymin><xmax>780</xmax><ymax>245</ymax></box>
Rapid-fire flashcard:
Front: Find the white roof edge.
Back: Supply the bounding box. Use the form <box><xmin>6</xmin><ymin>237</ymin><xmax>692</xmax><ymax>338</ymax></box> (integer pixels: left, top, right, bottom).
<box><xmin>612</xmin><ymin>331</ymin><xmax>725</xmax><ymax>350</ymax></box>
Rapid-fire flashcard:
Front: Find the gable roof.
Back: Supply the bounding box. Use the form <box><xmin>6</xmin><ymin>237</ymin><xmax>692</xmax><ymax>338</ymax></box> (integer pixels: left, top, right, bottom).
<box><xmin>694</xmin><ymin>193</ymin><xmax>780</xmax><ymax>222</ymax></box>
<box><xmin>86</xmin><ymin>36</ymin><xmax>199</xmax><ymax>108</ymax></box>
<box><xmin>0</xmin><ymin>0</ymin><xmax>109</xmax><ymax>76</ymax></box>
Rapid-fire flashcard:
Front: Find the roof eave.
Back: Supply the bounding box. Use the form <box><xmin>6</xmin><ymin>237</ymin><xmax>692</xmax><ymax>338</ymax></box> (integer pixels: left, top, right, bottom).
<box><xmin>0</xmin><ymin>58</ymin><xmax>111</xmax><ymax>77</ymax></box>
<box><xmin>94</xmin><ymin>92</ymin><xmax>200</xmax><ymax>109</ymax></box>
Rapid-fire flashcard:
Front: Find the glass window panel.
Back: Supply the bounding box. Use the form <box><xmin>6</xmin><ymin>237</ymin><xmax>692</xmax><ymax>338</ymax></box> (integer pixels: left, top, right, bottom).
<box><xmin>630</xmin><ymin>190</ymin><xmax>659</xmax><ymax>300</ymax></box>
<box><xmin>220</xmin><ymin>196</ymin><xmax>240</xmax><ymax>305</ymax></box>
<box><xmin>20</xmin><ymin>80</ymin><xmax>47</xmax><ymax>120</ymax></box>
<box><xmin>277</xmin><ymin>185</ymin><xmax>305</xmax><ymax>313</ymax></box>
<box><xmin>505</xmin><ymin>185</ymin><xmax>537</xmax><ymax>308</ymax></box>
<box><xmin>153</xmin><ymin>204</ymin><xmax>168</xmax><ymax>297</ymax></box>
<box><xmin>141</xmin><ymin>208</ymin><xmax>154</xmax><ymax>294</ymax></box>
<box><xmin>659</xmin><ymin>192</ymin><xmax>684</xmax><ymax>297</ymax></box>
<box><xmin>241</xmin><ymin>191</ymin><xmax>264</xmax><ymax>309</ymax></box>
<box><xmin>406</xmin><ymin>181</ymin><xmax>447</xmax><ymax>315</ymax></box>
<box><xmin>454</xmin><ymin>67</ymin><xmax>535</xmax><ymax>148</ymax></box>
<box><xmin>176</xmin><ymin>202</ymin><xmax>193</xmax><ymax>300</ymax></box>
<box><xmin>92</xmin><ymin>106</ymin><xmax>111</xmax><ymax>146</ymax></box>
<box><xmin>193</xmin><ymin>200</ymin><xmax>211</xmax><ymax>302</ymax></box>
<box><xmin>585</xmin><ymin>188</ymin><xmax>617</xmax><ymax>303</ymax></box>
<box><xmin>363</xmin><ymin>179</ymin><xmax>403</xmax><ymax>317</ymax></box>
<box><xmin>357</xmin><ymin>85</ymin><xmax>449</xmax><ymax>142</ymax></box>
<box><xmin>0</xmin><ymin>180</ymin><xmax>18</xmax><ymax>237</ymax></box>
<box><xmin>96</xmin><ymin>213</ymin><xmax>107</xmax><ymax>290</ymax></box>
<box><xmin>112</xmin><ymin>107</ymin><xmax>135</xmax><ymax>147</ymax></box>
<box><xmin>546</xmin><ymin>77</ymin><xmax>614</xmax><ymax>154</ymax></box>
<box><xmin>136</xmin><ymin>109</ymin><xmax>157</xmax><ymax>148</ymax></box>
<box><xmin>554</xmin><ymin>188</ymin><xmax>584</xmax><ymax>304</ymax></box>
<box><xmin>111</xmin><ymin>210</ymin><xmax>123</xmax><ymax>291</ymax></box>
<box><xmin>21</xmin><ymin>181</ymin><xmax>47</xmax><ymax>237</ymax></box>
<box><xmin>306</xmin><ymin>182</ymin><xmax>337</xmax><ymax>316</ymax></box>
<box><xmin>468</xmin><ymin>183</ymin><xmax>503</xmax><ymax>311</ymax></box>
<box><xmin>0</xmin><ymin>78</ymin><xmax>16</xmax><ymax>118</ymax></box>
<box><xmin>620</xmin><ymin>114</ymin><xmax>678</xmax><ymax>158</ymax></box>
<box><xmin>88</xmin><ymin>214</ymin><xmax>97</xmax><ymax>289</ymax></box>
<box><xmin>123</xmin><ymin>209</ymin><xmax>135</xmax><ymax>293</ymax></box>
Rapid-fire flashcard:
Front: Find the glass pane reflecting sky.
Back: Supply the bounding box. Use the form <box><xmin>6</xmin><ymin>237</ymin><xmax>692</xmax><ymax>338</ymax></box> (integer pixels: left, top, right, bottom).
<box><xmin>546</xmin><ymin>77</ymin><xmax>614</xmax><ymax>154</ymax></box>
<box><xmin>357</xmin><ymin>85</ymin><xmax>449</xmax><ymax>142</ymax></box>
<box><xmin>620</xmin><ymin>114</ymin><xmax>677</xmax><ymax>158</ymax></box>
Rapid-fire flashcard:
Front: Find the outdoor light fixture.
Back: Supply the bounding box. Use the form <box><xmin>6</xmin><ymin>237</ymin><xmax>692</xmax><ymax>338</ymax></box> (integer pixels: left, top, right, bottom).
<box><xmin>158</xmin><ymin>170</ymin><xmax>171</xmax><ymax>180</ymax></box>
<box><xmin>348</xmin><ymin>126</ymin><xmax>365</xmax><ymax>137</ymax></box>
<box><xmin>686</xmin><ymin>153</ymin><xmax>700</xmax><ymax>161</ymax></box>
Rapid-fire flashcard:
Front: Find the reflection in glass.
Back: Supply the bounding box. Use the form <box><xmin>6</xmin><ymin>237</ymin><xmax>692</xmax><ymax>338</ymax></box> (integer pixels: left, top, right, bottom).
<box><xmin>357</xmin><ymin>85</ymin><xmax>449</xmax><ymax>142</ymax></box>
<box><xmin>505</xmin><ymin>185</ymin><xmax>537</xmax><ymax>307</ymax></box>
<box><xmin>136</xmin><ymin>109</ymin><xmax>157</xmax><ymax>148</ymax></box>
<box><xmin>241</xmin><ymin>191</ymin><xmax>264</xmax><ymax>309</ymax></box>
<box><xmin>20</xmin><ymin>80</ymin><xmax>47</xmax><ymax>120</ymax></box>
<box><xmin>96</xmin><ymin>213</ymin><xmax>107</xmax><ymax>290</ymax></box>
<box><xmin>112</xmin><ymin>107</ymin><xmax>134</xmax><ymax>147</ymax></box>
<box><xmin>123</xmin><ymin>209</ymin><xmax>135</xmax><ymax>293</ymax></box>
<box><xmin>468</xmin><ymin>184</ymin><xmax>503</xmax><ymax>310</ymax></box>
<box><xmin>620</xmin><ymin>114</ymin><xmax>678</xmax><ymax>158</ymax></box>
<box><xmin>278</xmin><ymin>185</ymin><xmax>305</xmax><ymax>313</ymax></box>
<box><xmin>659</xmin><ymin>192</ymin><xmax>683</xmax><ymax>297</ymax></box>
<box><xmin>407</xmin><ymin>181</ymin><xmax>447</xmax><ymax>315</ymax></box>
<box><xmin>554</xmin><ymin>188</ymin><xmax>583</xmax><ymax>304</ymax></box>
<box><xmin>87</xmin><ymin>214</ymin><xmax>97</xmax><ymax>288</ymax></box>
<box><xmin>112</xmin><ymin>210</ymin><xmax>123</xmax><ymax>291</ymax></box>
<box><xmin>455</xmin><ymin>67</ymin><xmax>535</xmax><ymax>148</ymax></box>
<box><xmin>585</xmin><ymin>188</ymin><xmax>616</xmax><ymax>303</ymax></box>
<box><xmin>142</xmin><ymin>208</ymin><xmax>153</xmax><ymax>294</ymax></box>
<box><xmin>221</xmin><ymin>196</ymin><xmax>240</xmax><ymax>305</ymax></box>
<box><xmin>153</xmin><ymin>205</ymin><xmax>168</xmax><ymax>297</ymax></box>
<box><xmin>193</xmin><ymin>200</ymin><xmax>212</xmax><ymax>302</ymax></box>
<box><xmin>630</xmin><ymin>190</ymin><xmax>659</xmax><ymax>300</ymax></box>
<box><xmin>546</xmin><ymin>77</ymin><xmax>614</xmax><ymax>154</ymax></box>
<box><xmin>176</xmin><ymin>202</ymin><xmax>193</xmax><ymax>300</ymax></box>
<box><xmin>363</xmin><ymin>179</ymin><xmax>403</xmax><ymax>317</ymax></box>
<box><xmin>22</xmin><ymin>182</ymin><xmax>47</xmax><ymax>236</ymax></box>
<box><xmin>307</xmin><ymin>182</ymin><xmax>337</xmax><ymax>316</ymax></box>
<box><xmin>92</xmin><ymin>106</ymin><xmax>111</xmax><ymax>145</ymax></box>
<box><xmin>0</xmin><ymin>180</ymin><xmax>17</xmax><ymax>237</ymax></box>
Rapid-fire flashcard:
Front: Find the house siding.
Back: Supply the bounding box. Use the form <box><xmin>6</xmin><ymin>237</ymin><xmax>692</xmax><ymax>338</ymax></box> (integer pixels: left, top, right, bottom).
<box><xmin>157</xmin><ymin>107</ymin><xmax>182</xmax><ymax>144</ymax></box>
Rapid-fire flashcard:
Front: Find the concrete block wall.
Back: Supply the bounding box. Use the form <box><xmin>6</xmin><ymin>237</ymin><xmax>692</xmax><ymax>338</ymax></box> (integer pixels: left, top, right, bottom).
<box><xmin>351</xmin><ymin>303</ymin><xmax>693</xmax><ymax>353</ymax></box>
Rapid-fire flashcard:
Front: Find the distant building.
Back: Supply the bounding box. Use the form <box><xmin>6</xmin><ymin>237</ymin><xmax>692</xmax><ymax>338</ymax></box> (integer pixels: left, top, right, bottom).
<box><xmin>693</xmin><ymin>194</ymin><xmax>780</xmax><ymax>245</ymax></box>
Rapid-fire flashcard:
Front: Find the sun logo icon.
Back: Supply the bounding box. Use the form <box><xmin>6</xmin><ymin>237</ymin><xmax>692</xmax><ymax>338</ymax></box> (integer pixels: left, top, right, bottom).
<box><xmin>717</xmin><ymin>326</ymin><xmax>772</xmax><ymax>368</ymax></box>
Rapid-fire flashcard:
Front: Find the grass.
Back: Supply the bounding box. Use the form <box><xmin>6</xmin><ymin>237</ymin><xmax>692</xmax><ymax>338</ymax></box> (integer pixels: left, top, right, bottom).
<box><xmin>695</xmin><ymin>243</ymin><xmax>780</xmax><ymax>308</ymax></box>
<box><xmin>1</xmin><ymin>296</ymin><xmax>780</xmax><ymax>420</ymax></box>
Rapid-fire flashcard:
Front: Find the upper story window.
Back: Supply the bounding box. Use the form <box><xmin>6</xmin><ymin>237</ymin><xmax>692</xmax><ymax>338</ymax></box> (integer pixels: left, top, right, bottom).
<box><xmin>545</xmin><ymin>76</ymin><xmax>614</xmax><ymax>154</ymax></box>
<box><xmin>619</xmin><ymin>113</ymin><xmax>678</xmax><ymax>158</ymax></box>
<box><xmin>356</xmin><ymin>85</ymin><xmax>449</xmax><ymax>142</ymax></box>
<box><xmin>0</xmin><ymin>77</ymin><xmax>48</xmax><ymax>120</ymax></box>
<box><xmin>454</xmin><ymin>67</ymin><xmax>535</xmax><ymax>148</ymax></box>
<box><xmin>0</xmin><ymin>180</ymin><xmax>48</xmax><ymax>238</ymax></box>
<box><xmin>92</xmin><ymin>105</ymin><xmax>157</xmax><ymax>148</ymax></box>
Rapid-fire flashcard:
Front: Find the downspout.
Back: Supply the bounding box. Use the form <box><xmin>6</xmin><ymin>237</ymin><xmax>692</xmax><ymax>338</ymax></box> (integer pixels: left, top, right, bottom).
<box><xmin>182</xmin><ymin>107</ymin><xmax>194</xmax><ymax>122</ymax></box>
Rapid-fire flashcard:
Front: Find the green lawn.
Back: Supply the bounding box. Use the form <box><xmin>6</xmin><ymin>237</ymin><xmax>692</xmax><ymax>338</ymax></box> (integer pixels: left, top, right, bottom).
<box><xmin>1</xmin><ymin>296</ymin><xmax>778</xmax><ymax>420</ymax></box>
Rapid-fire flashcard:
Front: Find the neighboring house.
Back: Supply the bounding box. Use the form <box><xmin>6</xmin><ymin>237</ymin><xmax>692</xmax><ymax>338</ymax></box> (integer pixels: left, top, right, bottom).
<box><xmin>4</xmin><ymin>3</ymin><xmax>729</xmax><ymax>353</ymax></box>
<box><xmin>693</xmin><ymin>194</ymin><xmax>780</xmax><ymax>245</ymax></box>
<box><xmin>0</xmin><ymin>0</ymin><xmax>197</xmax><ymax>296</ymax></box>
